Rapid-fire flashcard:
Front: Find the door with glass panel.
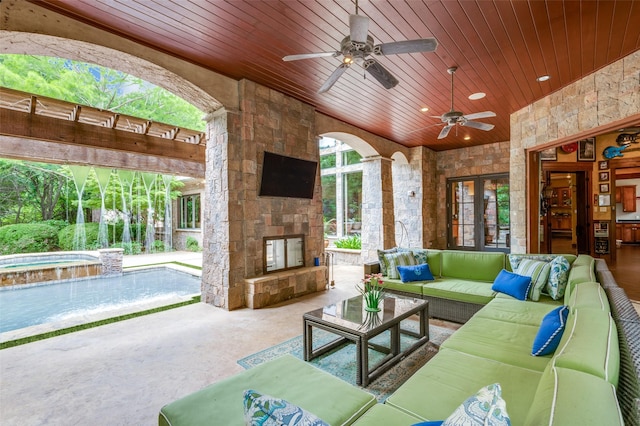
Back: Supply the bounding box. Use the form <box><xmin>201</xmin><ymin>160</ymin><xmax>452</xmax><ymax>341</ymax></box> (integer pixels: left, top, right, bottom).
<box><xmin>447</xmin><ymin>174</ymin><xmax>510</xmax><ymax>252</ymax></box>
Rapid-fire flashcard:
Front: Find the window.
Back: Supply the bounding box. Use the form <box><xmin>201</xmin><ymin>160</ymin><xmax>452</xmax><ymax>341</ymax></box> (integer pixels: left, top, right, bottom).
<box><xmin>319</xmin><ymin>137</ymin><xmax>363</xmax><ymax>238</ymax></box>
<box><xmin>447</xmin><ymin>174</ymin><xmax>510</xmax><ymax>252</ymax></box>
<box><xmin>178</xmin><ymin>194</ymin><xmax>200</xmax><ymax>229</ymax></box>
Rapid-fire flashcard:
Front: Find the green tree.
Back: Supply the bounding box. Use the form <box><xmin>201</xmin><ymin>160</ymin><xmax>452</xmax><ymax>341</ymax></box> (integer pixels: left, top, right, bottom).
<box><xmin>0</xmin><ymin>160</ymin><xmax>72</xmax><ymax>225</ymax></box>
<box><xmin>0</xmin><ymin>54</ymin><xmax>205</xmax><ymax>131</ymax></box>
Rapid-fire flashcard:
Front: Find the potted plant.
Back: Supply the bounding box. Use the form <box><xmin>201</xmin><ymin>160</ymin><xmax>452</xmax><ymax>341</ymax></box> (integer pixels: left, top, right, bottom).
<box><xmin>357</xmin><ymin>273</ymin><xmax>385</xmax><ymax>312</ymax></box>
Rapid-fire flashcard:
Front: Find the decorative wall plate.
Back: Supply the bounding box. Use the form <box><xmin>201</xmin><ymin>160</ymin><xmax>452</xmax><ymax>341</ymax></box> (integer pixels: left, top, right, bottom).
<box><xmin>561</xmin><ymin>142</ymin><xmax>578</xmax><ymax>153</ymax></box>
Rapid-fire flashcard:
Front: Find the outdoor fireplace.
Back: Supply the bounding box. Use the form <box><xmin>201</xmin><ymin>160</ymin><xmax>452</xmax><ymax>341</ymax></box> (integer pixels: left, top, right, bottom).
<box><xmin>264</xmin><ymin>234</ymin><xmax>304</xmax><ymax>273</ymax></box>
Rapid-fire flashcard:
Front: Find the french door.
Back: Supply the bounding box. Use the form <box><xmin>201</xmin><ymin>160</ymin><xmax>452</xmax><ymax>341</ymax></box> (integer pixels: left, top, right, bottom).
<box><xmin>447</xmin><ymin>174</ymin><xmax>510</xmax><ymax>252</ymax></box>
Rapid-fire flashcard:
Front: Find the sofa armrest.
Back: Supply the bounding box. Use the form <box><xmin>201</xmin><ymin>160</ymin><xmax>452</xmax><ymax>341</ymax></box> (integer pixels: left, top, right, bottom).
<box><xmin>364</xmin><ymin>261</ymin><xmax>381</xmax><ymax>277</ymax></box>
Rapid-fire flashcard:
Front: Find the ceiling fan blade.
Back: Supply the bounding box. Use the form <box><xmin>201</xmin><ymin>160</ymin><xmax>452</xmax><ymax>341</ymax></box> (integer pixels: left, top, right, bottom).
<box><xmin>463</xmin><ymin>111</ymin><xmax>496</xmax><ymax>120</ymax></box>
<box><xmin>363</xmin><ymin>59</ymin><xmax>399</xmax><ymax>89</ymax></box>
<box><xmin>349</xmin><ymin>14</ymin><xmax>369</xmax><ymax>43</ymax></box>
<box><xmin>283</xmin><ymin>52</ymin><xmax>338</xmax><ymax>61</ymax></box>
<box><xmin>318</xmin><ymin>63</ymin><xmax>349</xmax><ymax>94</ymax></box>
<box><xmin>376</xmin><ymin>38</ymin><xmax>438</xmax><ymax>55</ymax></box>
<box><xmin>461</xmin><ymin>120</ymin><xmax>495</xmax><ymax>131</ymax></box>
<box><xmin>438</xmin><ymin>125</ymin><xmax>453</xmax><ymax>139</ymax></box>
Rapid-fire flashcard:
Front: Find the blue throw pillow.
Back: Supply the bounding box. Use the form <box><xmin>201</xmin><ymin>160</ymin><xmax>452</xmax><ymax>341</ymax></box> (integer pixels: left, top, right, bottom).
<box><xmin>491</xmin><ymin>269</ymin><xmax>532</xmax><ymax>301</ymax></box>
<box><xmin>397</xmin><ymin>263</ymin><xmax>435</xmax><ymax>283</ymax></box>
<box><xmin>412</xmin><ymin>422</ymin><xmax>444</xmax><ymax>426</ymax></box>
<box><xmin>532</xmin><ymin>305</ymin><xmax>569</xmax><ymax>356</ymax></box>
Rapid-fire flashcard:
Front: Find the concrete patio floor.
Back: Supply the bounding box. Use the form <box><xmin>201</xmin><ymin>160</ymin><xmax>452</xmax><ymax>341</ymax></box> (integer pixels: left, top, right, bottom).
<box><xmin>0</xmin><ymin>252</ymin><xmax>362</xmax><ymax>425</ymax></box>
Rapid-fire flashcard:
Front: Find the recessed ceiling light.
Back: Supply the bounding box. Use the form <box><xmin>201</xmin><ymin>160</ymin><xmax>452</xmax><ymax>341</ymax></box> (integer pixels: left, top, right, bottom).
<box><xmin>420</xmin><ymin>106</ymin><xmax>429</xmax><ymax>112</ymax></box>
<box><xmin>464</xmin><ymin>136</ymin><xmax>471</xmax><ymax>140</ymax></box>
<box><xmin>537</xmin><ymin>75</ymin><xmax>550</xmax><ymax>82</ymax></box>
<box><xmin>468</xmin><ymin>92</ymin><xmax>486</xmax><ymax>100</ymax></box>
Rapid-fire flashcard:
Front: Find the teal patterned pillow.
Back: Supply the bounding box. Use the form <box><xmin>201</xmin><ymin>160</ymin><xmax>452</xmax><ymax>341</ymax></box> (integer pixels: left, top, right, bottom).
<box><xmin>546</xmin><ymin>256</ymin><xmax>571</xmax><ymax>300</ymax></box>
<box><xmin>442</xmin><ymin>383</ymin><xmax>511</xmax><ymax>426</ymax></box>
<box><xmin>243</xmin><ymin>389</ymin><xmax>329</xmax><ymax>426</ymax></box>
<box><xmin>377</xmin><ymin>248</ymin><xmax>398</xmax><ymax>276</ymax></box>
<box><xmin>398</xmin><ymin>247</ymin><xmax>429</xmax><ymax>265</ymax></box>
<box><xmin>515</xmin><ymin>259</ymin><xmax>551</xmax><ymax>301</ymax></box>
<box><xmin>384</xmin><ymin>251</ymin><xmax>417</xmax><ymax>280</ymax></box>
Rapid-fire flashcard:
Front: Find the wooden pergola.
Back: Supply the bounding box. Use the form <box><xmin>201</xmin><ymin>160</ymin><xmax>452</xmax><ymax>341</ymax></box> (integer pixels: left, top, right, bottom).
<box><xmin>0</xmin><ymin>87</ymin><xmax>206</xmax><ymax>177</ymax></box>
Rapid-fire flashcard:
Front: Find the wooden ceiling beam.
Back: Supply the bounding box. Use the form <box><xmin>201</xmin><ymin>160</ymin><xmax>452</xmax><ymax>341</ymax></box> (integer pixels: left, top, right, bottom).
<box><xmin>0</xmin><ymin>108</ymin><xmax>205</xmax><ymax>164</ymax></box>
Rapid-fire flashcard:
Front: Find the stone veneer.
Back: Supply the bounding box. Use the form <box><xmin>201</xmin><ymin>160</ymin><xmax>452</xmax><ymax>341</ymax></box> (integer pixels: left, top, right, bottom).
<box><xmin>202</xmin><ymin>80</ymin><xmax>325</xmax><ymax>310</ymax></box>
<box><xmin>510</xmin><ymin>51</ymin><xmax>640</xmax><ymax>253</ymax></box>
<box><xmin>361</xmin><ymin>156</ymin><xmax>396</xmax><ymax>262</ymax></box>
<box><xmin>244</xmin><ymin>266</ymin><xmax>327</xmax><ymax>309</ymax></box>
<box><xmin>98</xmin><ymin>248</ymin><xmax>124</xmax><ymax>275</ymax></box>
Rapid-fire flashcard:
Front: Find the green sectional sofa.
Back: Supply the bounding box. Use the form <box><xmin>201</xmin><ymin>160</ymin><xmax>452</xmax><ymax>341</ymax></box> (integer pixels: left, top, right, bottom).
<box><xmin>159</xmin><ymin>250</ymin><xmax>640</xmax><ymax>426</ymax></box>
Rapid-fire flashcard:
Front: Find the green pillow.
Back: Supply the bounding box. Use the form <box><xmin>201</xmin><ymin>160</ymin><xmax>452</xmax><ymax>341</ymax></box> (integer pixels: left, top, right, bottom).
<box><xmin>516</xmin><ymin>258</ymin><xmax>551</xmax><ymax>301</ymax></box>
<box><xmin>398</xmin><ymin>247</ymin><xmax>428</xmax><ymax>265</ymax></box>
<box><xmin>384</xmin><ymin>251</ymin><xmax>417</xmax><ymax>280</ymax></box>
<box><xmin>377</xmin><ymin>248</ymin><xmax>398</xmax><ymax>276</ymax></box>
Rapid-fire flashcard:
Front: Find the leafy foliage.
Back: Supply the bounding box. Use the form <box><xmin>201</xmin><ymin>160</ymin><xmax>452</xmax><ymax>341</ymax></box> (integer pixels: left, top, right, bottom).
<box><xmin>186</xmin><ymin>236</ymin><xmax>201</xmax><ymax>252</ymax></box>
<box><xmin>0</xmin><ymin>54</ymin><xmax>206</xmax><ymax>131</ymax></box>
<box><xmin>334</xmin><ymin>234</ymin><xmax>362</xmax><ymax>249</ymax></box>
<box><xmin>110</xmin><ymin>242</ymin><xmax>143</xmax><ymax>255</ymax></box>
<box><xmin>0</xmin><ymin>223</ymin><xmax>59</xmax><ymax>255</ymax></box>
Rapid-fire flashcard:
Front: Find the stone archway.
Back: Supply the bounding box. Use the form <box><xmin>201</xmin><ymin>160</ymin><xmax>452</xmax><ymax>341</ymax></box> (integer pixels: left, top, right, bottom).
<box><xmin>1</xmin><ymin>31</ymin><xmax>225</xmax><ymax>113</ymax></box>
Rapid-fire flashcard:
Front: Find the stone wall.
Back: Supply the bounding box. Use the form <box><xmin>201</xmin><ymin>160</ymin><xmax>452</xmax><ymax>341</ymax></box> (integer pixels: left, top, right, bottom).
<box><xmin>510</xmin><ymin>51</ymin><xmax>640</xmax><ymax>253</ymax></box>
<box><xmin>202</xmin><ymin>80</ymin><xmax>325</xmax><ymax>310</ymax></box>
<box><xmin>435</xmin><ymin>142</ymin><xmax>511</xmax><ymax>248</ymax></box>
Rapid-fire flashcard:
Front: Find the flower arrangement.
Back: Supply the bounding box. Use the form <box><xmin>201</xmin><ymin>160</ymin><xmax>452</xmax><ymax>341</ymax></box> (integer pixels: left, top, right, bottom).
<box><xmin>357</xmin><ymin>273</ymin><xmax>385</xmax><ymax>312</ymax></box>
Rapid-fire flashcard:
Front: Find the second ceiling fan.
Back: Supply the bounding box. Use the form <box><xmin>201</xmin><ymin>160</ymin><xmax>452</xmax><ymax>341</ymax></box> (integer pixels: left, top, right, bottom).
<box><xmin>427</xmin><ymin>66</ymin><xmax>496</xmax><ymax>139</ymax></box>
<box><xmin>283</xmin><ymin>1</ymin><xmax>438</xmax><ymax>94</ymax></box>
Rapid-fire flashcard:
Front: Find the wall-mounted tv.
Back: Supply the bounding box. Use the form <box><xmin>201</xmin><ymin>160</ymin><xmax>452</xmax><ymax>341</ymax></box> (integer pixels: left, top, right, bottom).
<box><xmin>259</xmin><ymin>151</ymin><xmax>317</xmax><ymax>199</ymax></box>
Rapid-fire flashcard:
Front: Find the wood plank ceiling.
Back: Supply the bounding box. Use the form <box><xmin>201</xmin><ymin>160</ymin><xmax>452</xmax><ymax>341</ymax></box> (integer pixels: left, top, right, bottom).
<box><xmin>37</xmin><ymin>0</ymin><xmax>640</xmax><ymax>151</ymax></box>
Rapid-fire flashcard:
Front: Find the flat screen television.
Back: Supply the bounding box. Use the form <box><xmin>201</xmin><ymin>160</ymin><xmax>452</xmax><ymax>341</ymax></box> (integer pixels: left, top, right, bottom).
<box><xmin>259</xmin><ymin>151</ymin><xmax>317</xmax><ymax>199</ymax></box>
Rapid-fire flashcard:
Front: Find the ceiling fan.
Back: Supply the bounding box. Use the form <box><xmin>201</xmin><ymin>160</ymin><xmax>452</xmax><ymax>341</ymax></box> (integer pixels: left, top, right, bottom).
<box><xmin>282</xmin><ymin>1</ymin><xmax>437</xmax><ymax>94</ymax></box>
<box><xmin>423</xmin><ymin>66</ymin><xmax>496</xmax><ymax>139</ymax></box>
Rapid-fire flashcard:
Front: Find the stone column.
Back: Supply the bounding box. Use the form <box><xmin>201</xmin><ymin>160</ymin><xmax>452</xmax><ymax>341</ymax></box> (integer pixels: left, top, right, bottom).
<box><xmin>361</xmin><ymin>155</ymin><xmax>395</xmax><ymax>262</ymax></box>
<box><xmin>201</xmin><ymin>108</ymin><xmax>245</xmax><ymax>310</ymax></box>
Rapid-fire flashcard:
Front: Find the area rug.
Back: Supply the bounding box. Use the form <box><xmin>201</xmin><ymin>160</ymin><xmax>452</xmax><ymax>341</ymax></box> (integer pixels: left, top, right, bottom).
<box><xmin>237</xmin><ymin>322</ymin><xmax>454</xmax><ymax>401</ymax></box>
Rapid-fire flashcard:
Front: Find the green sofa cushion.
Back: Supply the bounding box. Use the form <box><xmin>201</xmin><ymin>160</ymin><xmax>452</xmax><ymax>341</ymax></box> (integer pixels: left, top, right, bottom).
<box><xmin>158</xmin><ymin>354</ymin><xmax>376</xmax><ymax>426</ymax></box>
<box><xmin>351</xmin><ymin>403</ymin><xmax>423</xmax><ymax>426</ymax></box>
<box><xmin>565</xmin><ymin>281</ymin><xmax>610</xmax><ymax>312</ymax></box>
<box><xmin>440</xmin><ymin>250</ymin><xmax>505</xmax><ymax>282</ymax></box>
<box><xmin>380</xmin><ymin>278</ymin><xmax>424</xmax><ymax>296</ymax></box>
<box><xmin>476</xmin><ymin>297</ymin><xmax>560</xmax><ymax>326</ymax></box>
<box><xmin>386</xmin><ymin>348</ymin><xmax>543</xmax><ymax>426</ymax></box>
<box><xmin>523</xmin><ymin>366</ymin><xmax>623</xmax><ymax>426</ymax></box>
<box><xmin>421</xmin><ymin>279</ymin><xmax>496</xmax><ymax>305</ymax></box>
<box><xmin>553</xmin><ymin>308</ymin><xmax>620</xmax><ymax>386</ymax></box>
<box><xmin>440</xmin><ymin>317</ymin><xmax>551</xmax><ymax>371</ymax></box>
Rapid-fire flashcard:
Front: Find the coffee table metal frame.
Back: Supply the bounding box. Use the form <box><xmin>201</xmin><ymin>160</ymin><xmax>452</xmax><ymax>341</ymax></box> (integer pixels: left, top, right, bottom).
<box><xmin>303</xmin><ymin>294</ymin><xmax>429</xmax><ymax>387</ymax></box>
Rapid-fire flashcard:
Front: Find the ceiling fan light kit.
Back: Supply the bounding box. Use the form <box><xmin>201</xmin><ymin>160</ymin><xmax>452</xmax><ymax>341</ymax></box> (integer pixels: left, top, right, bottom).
<box><xmin>282</xmin><ymin>2</ymin><xmax>438</xmax><ymax>94</ymax></box>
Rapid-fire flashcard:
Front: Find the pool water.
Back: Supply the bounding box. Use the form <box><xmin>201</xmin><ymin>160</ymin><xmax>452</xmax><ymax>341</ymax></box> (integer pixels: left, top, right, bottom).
<box><xmin>0</xmin><ymin>268</ymin><xmax>201</xmax><ymax>333</ymax></box>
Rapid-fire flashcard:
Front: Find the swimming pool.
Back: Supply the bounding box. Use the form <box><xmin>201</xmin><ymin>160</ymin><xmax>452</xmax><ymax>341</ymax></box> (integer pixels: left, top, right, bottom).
<box><xmin>0</xmin><ymin>267</ymin><xmax>201</xmax><ymax>333</ymax></box>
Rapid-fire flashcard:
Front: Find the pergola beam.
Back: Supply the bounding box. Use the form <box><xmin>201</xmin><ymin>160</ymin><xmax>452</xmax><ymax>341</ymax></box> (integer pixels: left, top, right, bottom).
<box><xmin>0</xmin><ymin>108</ymin><xmax>205</xmax><ymax>165</ymax></box>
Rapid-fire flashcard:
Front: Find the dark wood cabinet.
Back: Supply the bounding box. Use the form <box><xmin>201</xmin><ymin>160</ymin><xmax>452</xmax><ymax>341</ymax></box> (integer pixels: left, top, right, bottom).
<box><xmin>551</xmin><ymin>216</ymin><xmax>571</xmax><ymax>230</ymax></box>
<box><xmin>618</xmin><ymin>223</ymin><xmax>640</xmax><ymax>243</ymax></box>
<box><xmin>621</xmin><ymin>186</ymin><xmax>637</xmax><ymax>213</ymax></box>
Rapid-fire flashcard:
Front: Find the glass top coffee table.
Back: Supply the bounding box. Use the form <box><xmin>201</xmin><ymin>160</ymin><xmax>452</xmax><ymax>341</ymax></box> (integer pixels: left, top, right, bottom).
<box><xmin>303</xmin><ymin>294</ymin><xmax>429</xmax><ymax>387</ymax></box>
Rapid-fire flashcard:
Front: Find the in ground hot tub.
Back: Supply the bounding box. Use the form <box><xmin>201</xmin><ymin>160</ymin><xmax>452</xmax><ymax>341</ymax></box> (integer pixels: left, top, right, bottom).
<box><xmin>0</xmin><ymin>252</ymin><xmax>103</xmax><ymax>287</ymax></box>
